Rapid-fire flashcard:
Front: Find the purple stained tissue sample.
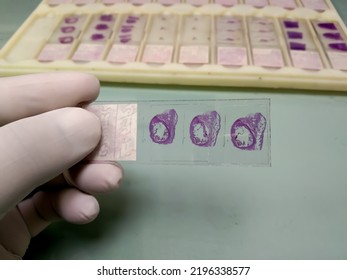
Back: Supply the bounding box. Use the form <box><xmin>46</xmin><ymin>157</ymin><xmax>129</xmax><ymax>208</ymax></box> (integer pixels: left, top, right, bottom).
<box><xmin>149</xmin><ymin>109</ymin><xmax>178</xmax><ymax>145</ymax></box>
<box><xmin>121</xmin><ymin>26</ymin><xmax>133</xmax><ymax>33</ymax></box>
<box><xmin>119</xmin><ymin>34</ymin><xmax>131</xmax><ymax>43</ymax></box>
<box><xmin>95</xmin><ymin>24</ymin><xmax>109</xmax><ymax>30</ymax></box>
<box><xmin>259</xmin><ymin>38</ymin><xmax>275</xmax><ymax>43</ymax></box>
<box><xmin>287</xmin><ymin>31</ymin><xmax>303</xmax><ymax>39</ymax></box>
<box><xmin>231</xmin><ymin>112</ymin><xmax>266</xmax><ymax>151</ymax></box>
<box><xmin>329</xmin><ymin>43</ymin><xmax>347</xmax><ymax>52</ymax></box>
<box><xmin>100</xmin><ymin>15</ymin><xmax>114</xmax><ymax>22</ymax></box>
<box><xmin>59</xmin><ymin>36</ymin><xmax>74</xmax><ymax>44</ymax></box>
<box><xmin>91</xmin><ymin>33</ymin><xmax>105</xmax><ymax>41</ymax></box>
<box><xmin>290</xmin><ymin>42</ymin><xmax>306</xmax><ymax>51</ymax></box>
<box><xmin>128</xmin><ymin>16</ymin><xmax>139</xmax><ymax>21</ymax></box>
<box><xmin>126</xmin><ymin>18</ymin><xmax>137</xmax><ymax>24</ymax></box>
<box><xmin>190</xmin><ymin>111</ymin><xmax>221</xmax><ymax>147</ymax></box>
<box><xmin>120</xmin><ymin>38</ymin><xmax>131</xmax><ymax>43</ymax></box>
<box><xmin>283</xmin><ymin>20</ymin><xmax>299</xmax><ymax>29</ymax></box>
<box><xmin>61</xmin><ymin>26</ymin><xmax>76</xmax><ymax>33</ymax></box>
<box><xmin>318</xmin><ymin>22</ymin><xmax>337</xmax><ymax>30</ymax></box>
<box><xmin>65</xmin><ymin>16</ymin><xmax>79</xmax><ymax>24</ymax></box>
<box><xmin>323</xmin><ymin>32</ymin><xmax>343</xmax><ymax>40</ymax></box>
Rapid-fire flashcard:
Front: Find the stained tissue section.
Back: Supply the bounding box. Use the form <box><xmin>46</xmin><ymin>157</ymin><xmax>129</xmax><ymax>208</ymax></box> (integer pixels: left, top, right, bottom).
<box><xmin>190</xmin><ymin>111</ymin><xmax>221</xmax><ymax>147</ymax></box>
<box><xmin>290</xmin><ymin>42</ymin><xmax>306</xmax><ymax>51</ymax></box>
<box><xmin>231</xmin><ymin>112</ymin><xmax>266</xmax><ymax>150</ymax></box>
<box><xmin>287</xmin><ymin>31</ymin><xmax>303</xmax><ymax>39</ymax></box>
<box><xmin>284</xmin><ymin>20</ymin><xmax>299</xmax><ymax>29</ymax></box>
<box><xmin>323</xmin><ymin>33</ymin><xmax>343</xmax><ymax>40</ymax></box>
<box><xmin>318</xmin><ymin>22</ymin><xmax>337</xmax><ymax>30</ymax></box>
<box><xmin>329</xmin><ymin>43</ymin><xmax>347</xmax><ymax>51</ymax></box>
<box><xmin>149</xmin><ymin>109</ymin><xmax>178</xmax><ymax>144</ymax></box>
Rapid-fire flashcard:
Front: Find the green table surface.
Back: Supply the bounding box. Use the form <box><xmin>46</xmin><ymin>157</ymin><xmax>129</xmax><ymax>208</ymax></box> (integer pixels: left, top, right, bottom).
<box><xmin>1</xmin><ymin>0</ymin><xmax>347</xmax><ymax>260</ymax></box>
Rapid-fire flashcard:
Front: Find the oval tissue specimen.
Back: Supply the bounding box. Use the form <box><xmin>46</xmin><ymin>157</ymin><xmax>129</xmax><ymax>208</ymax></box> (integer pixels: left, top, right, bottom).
<box><xmin>190</xmin><ymin>111</ymin><xmax>221</xmax><ymax>147</ymax></box>
<box><xmin>95</xmin><ymin>24</ymin><xmax>109</xmax><ymax>31</ymax></box>
<box><xmin>61</xmin><ymin>26</ymin><xmax>76</xmax><ymax>33</ymax></box>
<box><xmin>231</xmin><ymin>112</ymin><xmax>266</xmax><ymax>150</ymax></box>
<box><xmin>65</xmin><ymin>16</ymin><xmax>79</xmax><ymax>24</ymax></box>
<box><xmin>149</xmin><ymin>109</ymin><xmax>178</xmax><ymax>144</ymax></box>
<box><xmin>100</xmin><ymin>15</ymin><xmax>114</xmax><ymax>22</ymax></box>
<box><xmin>59</xmin><ymin>36</ymin><xmax>74</xmax><ymax>44</ymax></box>
<box><xmin>91</xmin><ymin>33</ymin><xmax>105</xmax><ymax>41</ymax></box>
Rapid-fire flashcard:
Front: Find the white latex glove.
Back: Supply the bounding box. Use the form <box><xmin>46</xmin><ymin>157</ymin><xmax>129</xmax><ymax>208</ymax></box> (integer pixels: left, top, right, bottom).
<box><xmin>0</xmin><ymin>72</ymin><xmax>123</xmax><ymax>259</ymax></box>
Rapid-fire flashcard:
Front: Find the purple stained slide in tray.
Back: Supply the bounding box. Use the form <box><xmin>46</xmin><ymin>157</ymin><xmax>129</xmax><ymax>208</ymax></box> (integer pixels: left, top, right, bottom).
<box><xmin>190</xmin><ymin>111</ymin><xmax>221</xmax><ymax>147</ymax></box>
<box><xmin>59</xmin><ymin>36</ymin><xmax>74</xmax><ymax>44</ymax></box>
<box><xmin>318</xmin><ymin>22</ymin><xmax>337</xmax><ymax>30</ymax></box>
<box><xmin>100</xmin><ymin>14</ymin><xmax>114</xmax><ymax>22</ymax></box>
<box><xmin>290</xmin><ymin>42</ymin><xmax>306</xmax><ymax>51</ymax></box>
<box><xmin>284</xmin><ymin>20</ymin><xmax>299</xmax><ymax>29</ymax></box>
<box><xmin>91</xmin><ymin>33</ymin><xmax>105</xmax><ymax>41</ymax></box>
<box><xmin>287</xmin><ymin>31</ymin><xmax>303</xmax><ymax>39</ymax></box>
<box><xmin>65</xmin><ymin>16</ymin><xmax>79</xmax><ymax>24</ymax></box>
<box><xmin>329</xmin><ymin>43</ymin><xmax>347</xmax><ymax>51</ymax></box>
<box><xmin>61</xmin><ymin>26</ymin><xmax>76</xmax><ymax>33</ymax></box>
<box><xmin>323</xmin><ymin>32</ymin><xmax>343</xmax><ymax>40</ymax></box>
<box><xmin>231</xmin><ymin>112</ymin><xmax>266</xmax><ymax>150</ymax></box>
<box><xmin>149</xmin><ymin>109</ymin><xmax>178</xmax><ymax>144</ymax></box>
<box><xmin>95</xmin><ymin>23</ymin><xmax>109</xmax><ymax>30</ymax></box>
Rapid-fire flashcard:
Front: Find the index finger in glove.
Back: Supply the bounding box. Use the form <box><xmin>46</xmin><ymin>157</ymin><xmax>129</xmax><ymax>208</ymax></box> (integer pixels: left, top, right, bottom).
<box><xmin>0</xmin><ymin>72</ymin><xmax>100</xmax><ymax>126</ymax></box>
<box><xmin>0</xmin><ymin>107</ymin><xmax>101</xmax><ymax>216</ymax></box>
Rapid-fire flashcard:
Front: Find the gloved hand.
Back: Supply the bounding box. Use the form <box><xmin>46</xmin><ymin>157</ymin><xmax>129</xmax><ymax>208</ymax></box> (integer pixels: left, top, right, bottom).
<box><xmin>0</xmin><ymin>72</ymin><xmax>123</xmax><ymax>259</ymax></box>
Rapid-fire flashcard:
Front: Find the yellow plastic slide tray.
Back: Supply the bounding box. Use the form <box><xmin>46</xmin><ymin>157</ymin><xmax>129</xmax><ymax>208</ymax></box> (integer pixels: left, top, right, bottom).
<box><xmin>1</xmin><ymin>0</ymin><xmax>347</xmax><ymax>91</ymax></box>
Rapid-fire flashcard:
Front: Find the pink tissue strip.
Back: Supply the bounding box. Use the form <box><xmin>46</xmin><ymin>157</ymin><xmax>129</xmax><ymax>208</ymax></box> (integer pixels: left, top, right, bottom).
<box><xmin>74</xmin><ymin>0</ymin><xmax>96</xmax><ymax>4</ymax></box>
<box><xmin>215</xmin><ymin>0</ymin><xmax>237</xmax><ymax>6</ymax></box>
<box><xmin>291</xmin><ymin>50</ymin><xmax>323</xmax><ymax>70</ymax></box>
<box><xmin>218</xmin><ymin>47</ymin><xmax>247</xmax><ymax>66</ymax></box>
<box><xmin>72</xmin><ymin>44</ymin><xmax>105</xmax><ymax>62</ymax></box>
<box><xmin>48</xmin><ymin>0</ymin><xmax>70</xmax><ymax>5</ymax></box>
<box><xmin>300</xmin><ymin>0</ymin><xmax>328</xmax><ymax>11</ymax></box>
<box><xmin>85</xmin><ymin>104</ymin><xmax>137</xmax><ymax>162</ymax></box>
<box><xmin>107</xmin><ymin>45</ymin><xmax>139</xmax><ymax>63</ymax></box>
<box><xmin>158</xmin><ymin>0</ymin><xmax>180</xmax><ymax>5</ymax></box>
<box><xmin>328</xmin><ymin>52</ymin><xmax>347</xmax><ymax>70</ymax></box>
<box><xmin>38</xmin><ymin>44</ymin><xmax>71</xmax><ymax>61</ymax></box>
<box><xmin>271</xmin><ymin>0</ymin><xmax>297</xmax><ymax>9</ymax></box>
<box><xmin>253</xmin><ymin>48</ymin><xmax>284</xmax><ymax>68</ymax></box>
<box><xmin>142</xmin><ymin>45</ymin><xmax>174</xmax><ymax>64</ymax></box>
<box><xmin>245</xmin><ymin>0</ymin><xmax>268</xmax><ymax>8</ymax></box>
<box><xmin>102</xmin><ymin>0</ymin><xmax>125</xmax><ymax>3</ymax></box>
<box><xmin>179</xmin><ymin>46</ymin><xmax>209</xmax><ymax>64</ymax></box>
